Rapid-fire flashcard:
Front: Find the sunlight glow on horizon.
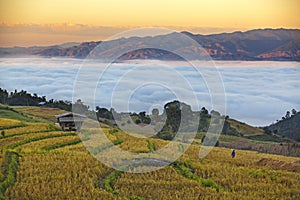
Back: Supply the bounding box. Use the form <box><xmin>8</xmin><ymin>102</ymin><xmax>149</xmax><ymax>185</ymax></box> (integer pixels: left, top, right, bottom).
<box><xmin>1</xmin><ymin>0</ymin><xmax>299</xmax><ymax>28</ymax></box>
<box><xmin>0</xmin><ymin>0</ymin><xmax>299</xmax><ymax>46</ymax></box>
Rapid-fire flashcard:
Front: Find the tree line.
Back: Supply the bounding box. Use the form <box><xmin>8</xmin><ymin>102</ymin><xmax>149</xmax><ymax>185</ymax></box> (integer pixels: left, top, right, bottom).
<box><xmin>0</xmin><ymin>88</ymin><xmax>72</xmax><ymax>111</ymax></box>
<box><xmin>264</xmin><ymin>109</ymin><xmax>300</xmax><ymax>142</ymax></box>
<box><xmin>1</xmin><ymin>88</ymin><xmax>240</xmax><ymax>141</ymax></box>
<box><xmin>95</xmin><ymin>100</ymin><xmax>240</xmax><ymax>141</ymax></box>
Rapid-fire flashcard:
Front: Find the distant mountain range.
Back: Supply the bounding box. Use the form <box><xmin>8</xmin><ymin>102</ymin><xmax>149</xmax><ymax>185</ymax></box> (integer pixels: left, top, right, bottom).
<box><xmin>1</xmin><ymin>28</ymin><xmax>299</xmax><ymax>61</ymax></box>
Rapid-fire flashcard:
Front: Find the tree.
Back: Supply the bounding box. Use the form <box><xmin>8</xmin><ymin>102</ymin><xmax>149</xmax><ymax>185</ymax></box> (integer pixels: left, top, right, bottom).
<box><xmin>285</xmin><ymin>111</ymin><xmax>291</xmax><ymax>119</ymax></box>
<box><xmin>201</xmin><ymin>107</ymin><xmax>209</xmax><ymax>115</ymax></box>
<box><xmin>163</xmin><ymin>100</ymin><xmax>181</xmax><ymax>133</ymax></box>
<box><xmin>211</xmin><ymin>110</ymin><xmax>220</xmax><ymax>116</ymax></box>
<box><xmin>152</xmin><ymin>108</ymin><xmax>159</xmax><ymax>117</ymax></box>
<box><xmin>96</xmin><ymin>107</ymin><xmax>113</xmax><ymax>120</ymax></box>
<box><xmin>0</xmin><ymin>88</ymin><xmax>8</xmax><ymax>104</ymax></box>
<box><xmin>291</xmin><ymin>109</ymin><xmax>297</xmax><ymax>116</ymax></box>
<box><xmin>263</xmin><ymin>127</ymin><xmax>272</xmax><ymax>135</ymax></box>
<box><xmin>73</xmin><ymin>99</ymin><xmax>89</xmax><ymax>114</ymax></box>
<box><xmin>139</xmin><ymin>111</ymin><xmax>150</xmax><ymax>124</ymax></box>
<box><xmin>139</xmin><ymin>111</ymin><xmax>146</xmax><ymax>118</ymax></box>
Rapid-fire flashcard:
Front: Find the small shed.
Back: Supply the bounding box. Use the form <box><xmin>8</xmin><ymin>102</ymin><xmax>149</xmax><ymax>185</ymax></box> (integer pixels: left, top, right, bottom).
<box><xmin>55</xmin><ymin>112</ymin><xmax>86</xmax><ymax>131</ymax></box>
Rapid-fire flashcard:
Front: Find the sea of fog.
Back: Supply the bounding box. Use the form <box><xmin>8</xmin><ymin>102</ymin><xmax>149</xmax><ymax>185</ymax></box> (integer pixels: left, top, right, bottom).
<box><xmin>0</xmin><ymin>57</ymin><xmax>299</xmax><ymax>126</ymax></box>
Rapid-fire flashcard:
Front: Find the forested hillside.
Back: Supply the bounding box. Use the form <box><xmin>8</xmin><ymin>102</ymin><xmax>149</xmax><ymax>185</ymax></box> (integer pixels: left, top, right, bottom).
<box><xmin>267</xmin><ymin>110</ymin><xmax>300</xmax><ymax>142</ymax></box>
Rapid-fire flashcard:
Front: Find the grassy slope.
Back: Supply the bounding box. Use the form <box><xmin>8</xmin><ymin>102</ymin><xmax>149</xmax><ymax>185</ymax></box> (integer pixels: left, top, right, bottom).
<box><xmin>12</xmin><ymin>106</ymin><xmax>65</xmax><ymax>123</ymax></box>
<box><xmin>221</xmin><ymin>118</ymin><xmax>299</xmax><ymax>157</ymax></box>
<box><xmin>0</xmin><ymin>105</ymin><xmax>36</xmax><ymax>123</ymax></box>
<box><xmin>228</xmin><ymin>118</ymin><xmax>264</xmax><ymax>136</ymax></box>
<box><xmin>0</xmin><ymin>106</ymin><xmax>300</xmax><ymax>199</ymax></box>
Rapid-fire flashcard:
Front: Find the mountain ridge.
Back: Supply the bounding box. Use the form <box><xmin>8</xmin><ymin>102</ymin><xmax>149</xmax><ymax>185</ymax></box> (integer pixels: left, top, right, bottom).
<box><xmin>1</xmin><ymin>28</ymin><xmax>299</xmax><ymax>61</ymax></box>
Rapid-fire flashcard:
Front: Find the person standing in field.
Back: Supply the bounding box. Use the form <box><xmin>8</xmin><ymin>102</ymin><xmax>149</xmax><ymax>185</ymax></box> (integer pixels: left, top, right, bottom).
<box><xmin>231</xmin><ymin>149</ymin><xmax>235</xmax><ymax>158</ymax></box>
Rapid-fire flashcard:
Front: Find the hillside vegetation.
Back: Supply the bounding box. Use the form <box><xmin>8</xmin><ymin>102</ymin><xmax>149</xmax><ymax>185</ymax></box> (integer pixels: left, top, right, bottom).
<box><xmin>95</xmin><ymin>101</ymin><xmax>300</xmax><ymax>157</ymax></box>
<box><xmin>0</xmin><ymin>106</ymin><xmax>300</xmax><ymax>199</ymax></box>
<box><xmin>267</xmin><ymin>111</ymin><xmax>300</xmax><ymax>142</ymax></box>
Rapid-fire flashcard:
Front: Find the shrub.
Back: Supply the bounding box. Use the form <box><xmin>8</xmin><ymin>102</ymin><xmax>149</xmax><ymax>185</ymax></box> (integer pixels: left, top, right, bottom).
<box><xmin>156</xmin><ymin>131</ymin><xmax>174</xmax><ymax>140</ymax></box>
<box><xmin>104</xmin><ymin>170</ymin><xmax>122</xmax><ymax>193</ymax></box>
<box><xmin>108</xmin><ymin>129</ymin><xmax>118</xmax><ymax>135</ymax></box>
<box><xmin>146</xmin><ymin>140</ymin><xmax>155</xmax><ymax>153</ymax></box>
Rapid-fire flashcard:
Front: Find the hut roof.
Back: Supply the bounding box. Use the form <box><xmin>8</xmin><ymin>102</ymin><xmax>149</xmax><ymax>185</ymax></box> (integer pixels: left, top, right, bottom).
<box><xmin>55</xmin><ymin>112</ymin><xmax>86</xmax><ymax>123</ymax></box>
<box><xmin>55</xmin><ymin>112</ymin><xmax>86</xmax><ymax>118</ymax></box>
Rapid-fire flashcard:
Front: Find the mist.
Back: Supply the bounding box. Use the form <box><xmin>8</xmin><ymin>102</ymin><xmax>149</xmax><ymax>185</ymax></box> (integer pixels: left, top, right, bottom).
<box><xmin>0</xmin><ymin>57</ymin><xmax>299</xmax><ymax>126</ymax></box>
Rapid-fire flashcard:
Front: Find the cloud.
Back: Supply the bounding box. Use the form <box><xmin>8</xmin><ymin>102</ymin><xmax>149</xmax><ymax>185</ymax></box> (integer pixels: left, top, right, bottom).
<box><xmin>0</xmin><ymin>57</ymin><xmax>299</xmax><ymax>126</ymax></box>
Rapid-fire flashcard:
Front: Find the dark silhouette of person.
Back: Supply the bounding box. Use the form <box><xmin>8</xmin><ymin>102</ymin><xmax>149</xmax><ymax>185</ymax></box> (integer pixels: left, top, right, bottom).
<box><xmin>231</xmin><ymin>149</ymin><xmax>235</xmax><ymax>158</ymax></box>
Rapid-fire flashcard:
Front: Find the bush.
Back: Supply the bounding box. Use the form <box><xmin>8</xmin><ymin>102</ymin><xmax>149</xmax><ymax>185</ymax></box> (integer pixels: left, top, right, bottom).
<box><xmin>104</xmin><ymin>170</ymin><xmax>122</xmax><ymax>193</ymax></box>
<box><xmin>201</xmin><ymin>179</ymin><xmax>221</xmax><ymax>192</ymax></box>
<box><xmin>146</xmin><ymin>140</ymin><xmax>155</xmax><ymax>153</ymax></box>
<box><xmin>156</xmin><ymin>131</ymin><xmax>175</xmax><ymax>140</ymax></box>
<box><xmin>172</xmin><ymin>161</ymin><xmax>221</xmax><ymax>192</ymax></box>
<box><xmin>108</xmin><ymin>129</ymin><xmax>118</xmax><ymax>135</ymax></box>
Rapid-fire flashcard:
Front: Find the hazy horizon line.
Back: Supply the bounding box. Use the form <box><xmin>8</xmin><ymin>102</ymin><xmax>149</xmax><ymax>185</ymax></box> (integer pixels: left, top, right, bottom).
<box><xmin>1</xmin><ymin>23</ymin><xmax>299</xmax><ymax>48</ymax></box>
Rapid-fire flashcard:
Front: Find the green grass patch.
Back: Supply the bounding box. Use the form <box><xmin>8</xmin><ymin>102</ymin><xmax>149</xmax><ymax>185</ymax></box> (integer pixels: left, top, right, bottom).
<box><xmin>0</xmin><ymin>152</ymin><xmax>19</xmax><ymax>200</ymax></box>
<box><xmin>178</xmin><ymin>144</ymin><xmax>184</xmax><ymax>153</ymax></box>
<box><xmin>104</xmin><ymin>170</ymin><xmax>122</xmax><ymax>194</ymax></box>
<box><xmin>108</xmin><ymin>129</ymin><xmax>118</xmax><ymax>135</ymax></box>
<box><xmin>246</xmin><ymin>134</ymin><xmax>288</xmax><ymax>143</ymax></box>
<box><xmin>218</xmin><ymin>134</ymin><xmax>241</xmax><ymax>142</ymax></box>
<box><xmin>240</xmin><ymin>168</ymin><xmax>277</xmax><ymax>180</ymax></box>
<box><xmin>172</xmin><ymin>161</ymin><xmax>221</xmax><ymax>192</ymax></box>
<box><xmin>228</xmin><ymin>118</ymin><xmax>263</xmax><ymax>136</ymax></box>
<box><xmin>146</xmin><ymin>140</ymin><xmax>155</xmax><ymax>153</ymax></box>
<box><xmin>102</xmin><ymin>170</ymin><xmax>145</xmax><ymax>199</ymax></box>
<box><xmin>113</xmin><ymin>137</ymin><xmax>123</xmax><ymax>145</ymax></box>
<box><xmin>0</xmin><ymin>106</ymin><xmax>36</xmax><ymax>123</ymax></box>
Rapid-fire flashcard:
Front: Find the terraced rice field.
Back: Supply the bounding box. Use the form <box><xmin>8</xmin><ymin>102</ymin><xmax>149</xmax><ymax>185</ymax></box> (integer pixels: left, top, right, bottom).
<box><xmin>0</xmin><ymin>106</ymin><xmax>300</xmax><ymax>199</ymax></box>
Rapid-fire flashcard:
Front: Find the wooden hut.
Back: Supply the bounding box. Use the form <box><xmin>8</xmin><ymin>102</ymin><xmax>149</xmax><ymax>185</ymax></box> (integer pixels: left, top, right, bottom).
<box><xmin>55</xmin><ymin>112</ymin><xmax>86</xmax><ymax>131</ymax></box>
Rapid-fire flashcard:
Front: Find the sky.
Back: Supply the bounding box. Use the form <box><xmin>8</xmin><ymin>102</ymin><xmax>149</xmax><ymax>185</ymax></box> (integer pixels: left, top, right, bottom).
<box><xmin>0</xmin><ymin>0</ymin><xmax>299</xmax><ymax>46</ymax></box>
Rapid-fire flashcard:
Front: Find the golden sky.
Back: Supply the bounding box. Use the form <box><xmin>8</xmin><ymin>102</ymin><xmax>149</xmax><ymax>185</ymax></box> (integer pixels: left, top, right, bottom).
<box><xmin>0</xmin><ymin>0</ymin><xmax>299</xmax><ymax>46</ymax></box>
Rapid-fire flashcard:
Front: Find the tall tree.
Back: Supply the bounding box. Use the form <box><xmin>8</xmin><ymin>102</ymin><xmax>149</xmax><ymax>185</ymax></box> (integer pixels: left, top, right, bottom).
<box><xmin>285</xmin><ymin>111</ymin><xmax>291</xmax><ymax>119</ymax></box>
